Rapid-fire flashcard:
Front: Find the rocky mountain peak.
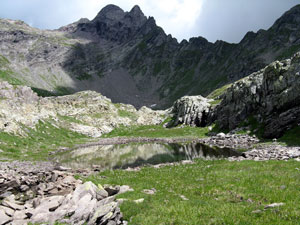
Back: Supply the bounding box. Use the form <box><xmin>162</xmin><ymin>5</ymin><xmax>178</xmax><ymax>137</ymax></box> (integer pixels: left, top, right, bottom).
<box><xmin>130</xmin><ymin>5</ymin><xmax>144</xmax><ymax>17</ymax></box>
<box><xmin>73</xmin><ymin>4</ymin><xmax>150</xmax><ymax>42</ymax></box>
<box><xmin>128</xmin><ymin>5</ymin><xmax>147</xmax><ymax>26</ymax></box>
<box><xmin>93</xmin><ymin>4</ymin><xmax>125</xmax><ymax>22</ymax></box>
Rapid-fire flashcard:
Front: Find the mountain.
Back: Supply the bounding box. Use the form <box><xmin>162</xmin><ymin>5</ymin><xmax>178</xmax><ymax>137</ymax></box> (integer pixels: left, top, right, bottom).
<box><xmin>1</xmin><ymin>4</ymin><xmax>300</xmax><ymax>109</ymax></box>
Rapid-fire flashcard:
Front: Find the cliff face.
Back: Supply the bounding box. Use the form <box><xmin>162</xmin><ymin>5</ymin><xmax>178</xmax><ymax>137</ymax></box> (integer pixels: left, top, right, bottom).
<box><xmin>1</xmin><ymin>4</ymin><xmax>300</xmax><ymax>109</ymax></box>
<box><xmin>214</xmin><ymin>52</ymin><xmax>300</xmax><ymax>138</ymax></box>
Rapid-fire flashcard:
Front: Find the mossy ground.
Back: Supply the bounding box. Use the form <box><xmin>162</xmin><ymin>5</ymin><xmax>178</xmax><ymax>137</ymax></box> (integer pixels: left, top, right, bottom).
<box><xmin>207</xmin><ymin>83</ymin><xmax>232</xmax><ymax>100</ymax></box>
<box><xmin>86</xmin><ymin>160</ymin><xmax>300</xmax><ymax>225</ymax></box>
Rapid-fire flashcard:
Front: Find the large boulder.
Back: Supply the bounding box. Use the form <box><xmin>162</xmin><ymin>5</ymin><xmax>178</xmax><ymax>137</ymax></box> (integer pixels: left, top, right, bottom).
<box><xmin>169</xmin><ymin>96</ymin><xmax>212</xmax><ymax>127</ymax></box>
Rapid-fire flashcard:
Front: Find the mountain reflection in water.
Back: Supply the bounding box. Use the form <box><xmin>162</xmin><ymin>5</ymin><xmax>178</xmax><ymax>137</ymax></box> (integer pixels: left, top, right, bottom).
<box><xmin>54</xmin><ymin>143</ymin><xmax>242</xmax><ymax>170</ymax></box>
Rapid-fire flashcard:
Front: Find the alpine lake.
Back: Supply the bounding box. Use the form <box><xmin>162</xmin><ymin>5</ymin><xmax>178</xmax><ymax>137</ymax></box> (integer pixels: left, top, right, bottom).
<box><xmin>53</xmin><ymin>142</ymin><xmax>243</xmax><ymax>170</ymax></box>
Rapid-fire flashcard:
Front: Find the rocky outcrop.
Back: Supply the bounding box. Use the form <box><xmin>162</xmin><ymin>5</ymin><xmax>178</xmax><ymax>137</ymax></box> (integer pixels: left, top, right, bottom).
<box><xmin>215</xmin><ymin>52</ymin><xmax>300</xmax><ymax>138</ymax></box>
<box><xmin>168</xmin><ymin>96</ymin><xmax>212</xmax><ymax>127</ymax></box>
<box><xmin>0</xmin><ymin>81</ymin><xmax>167</xmax><ymax>136</ymax></box>
<box><xmin>0</xmin><ymin>162</ymin><xmax>128</xmax><ymax>224</ymax></box>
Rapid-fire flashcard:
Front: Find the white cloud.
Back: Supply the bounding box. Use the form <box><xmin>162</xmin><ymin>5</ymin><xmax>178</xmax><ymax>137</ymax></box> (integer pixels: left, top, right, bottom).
<box><xmin>142</xmin><ymin>0</ymin><xmax>204</xmax><ymax>41</ymax></box>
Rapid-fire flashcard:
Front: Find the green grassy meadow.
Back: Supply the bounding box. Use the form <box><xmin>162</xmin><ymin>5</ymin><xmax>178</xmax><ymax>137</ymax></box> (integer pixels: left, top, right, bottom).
<box><xmin>86</xmin><ymin>160</ymin><xmax>300</xmax><ymax>225</ymax></box>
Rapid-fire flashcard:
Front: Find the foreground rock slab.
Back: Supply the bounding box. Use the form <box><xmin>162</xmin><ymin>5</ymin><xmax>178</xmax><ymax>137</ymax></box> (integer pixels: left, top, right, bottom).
<box><xmin>0</xmin><ymin>162</ymin><xmax>126</xmax><ymax>225</ymax></box>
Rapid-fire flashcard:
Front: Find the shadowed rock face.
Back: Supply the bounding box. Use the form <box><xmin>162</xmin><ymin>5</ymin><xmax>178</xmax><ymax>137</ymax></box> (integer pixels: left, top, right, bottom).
<box><xmin>214</xmin><ymin>52</ymin><xmax>300</xmax><ymax>138</ymax></box>
<box><xmin>1</xmin><ymin>4</ymin><xmax>300</xmax><ymax>109</ymax></box>
<box><xmin>76</xmin><ymin>4</ymin><xmax>148</xmax><ymax>43</ymax></box>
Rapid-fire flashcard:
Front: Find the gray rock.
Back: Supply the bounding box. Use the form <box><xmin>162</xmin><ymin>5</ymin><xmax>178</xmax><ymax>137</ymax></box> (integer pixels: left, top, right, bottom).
<box><xmin>70</xmin><ymin>193</ymin><xmax>97</xmax><ymax>223</ymax></box>
<box><xmin>73</xmin><ymin>181</ymin><xmax>108</xmax><ymax>202</ymax></box>
<box><xmin>51</xmin><ymin>172</ymin><xmax>59</xmax><ymax>182</ymax></box>
<box><xmin>62</xmin><ymin>175</ymin><xmax>77</xmax><ymax>184</ymax></box>
<box><xmin>10</xmin><ymin>220</ymin><xmax>30</xmax><ymax>225</ymax></box>
<box><xmin>217</xmin><ymin>133</ymin><xmax>226</xmax><ymax>139</ymax></box>
<box><xmin>264</xmin><ymin>202</ymin><xmax>285</xmax><ymax>209</ymax></box>
<box><xmin>97</xmin><ymin>196</ymin><xmax>116</xmax><ymax>207</ymax></box>
<box><xmin>88</xmin><ymin>202</ymin><xmax>118</xmax><ymax>225</ymax></box>
<box><xmin>169</xmin><ymin>96</ymin><xmax>212</xmax><ymax>127</ymax></box>
<box><xmin>215</xmin><ymin>53</ymin><xmax>300</xmax><ymax>138</ymax></box>
<box><xmin>13</xmin><ymin>210</ymin><xmax>27</xmax><ymax>220</ymax></box>
<box><xmin>179</xmin><ymin>195</ymin><xmax>189</xmax><ymax>201</ymax></box>
<box><xmin>133</xmin><ymin>198</ymin><xmax>144</xmax><ymax>204</ymax></box>
<box><xmin>107</xmin><ymin>221</ymin><xmax>117</xmax><ymax>225</ymax></box>
<box><xmin>31</xmin><ymin>195</ymin><xmax>64</xmax><ymax>218</ymax></box>
<box><xmin>30</xmin><ymin>212</ymin><xmax>52</xmax><ymax>223</ymax></box>
<box><xmin>0</xmin><ymin>209</ymin><xmax>12</xmax><ymax>225</ymax></box>
<box><xmin>118</xmin><ymin>185</ymin><xmax>134</xmax><ymax>194</ymax></box>
<box><xmin>142</xmin><ymin>188</ymin><xmax>156</xmax><ymax>195</ymax></box>
<box><xmin>2</xmin><ymin>199</ymin><xmax>24</xmax><ymax>211</ymax></box>
<box><xmin>0</xmin><ymin>191</ymin><xmax>12</xmax><ymax>199</ymax></box>
<box><xmin>20</xmin><ymin>185</ymin><xmax>29</xmax><ymax>192</ymax></box>
<box><xmin>0</xmin><ymin>206</ymin><xmax>14</xmax><ymax>217</ymax></box>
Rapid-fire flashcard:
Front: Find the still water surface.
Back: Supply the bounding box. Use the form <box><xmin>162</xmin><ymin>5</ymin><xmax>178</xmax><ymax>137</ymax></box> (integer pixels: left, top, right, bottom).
<box><xmin>54</xmin><ymin>143</ymin><xmax>242</xmax><ymax>170</ymax></box>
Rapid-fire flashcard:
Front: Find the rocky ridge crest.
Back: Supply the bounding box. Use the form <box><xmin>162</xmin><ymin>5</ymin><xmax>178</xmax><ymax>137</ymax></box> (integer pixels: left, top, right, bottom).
<box><xmin>1</xmin><ymin>4</ymin><xmax>300</xmax><ymax>108</ymax></box>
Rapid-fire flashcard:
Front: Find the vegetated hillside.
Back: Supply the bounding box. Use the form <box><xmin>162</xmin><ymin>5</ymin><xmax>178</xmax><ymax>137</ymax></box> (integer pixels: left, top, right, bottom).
<box><xmin>1</xmin><ymin>4</ymin><xmax>300</xmax><ymax>108</ymax></box>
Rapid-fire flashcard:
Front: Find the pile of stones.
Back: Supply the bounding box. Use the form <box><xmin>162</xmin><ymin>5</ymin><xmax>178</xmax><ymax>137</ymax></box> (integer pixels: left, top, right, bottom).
<box><xmin>200</xmin><ymin>133</ymin><xmax>259</xmax><ymax>149</ymax></box>
<box><xmin>0</xmin><ymin>162</ymin><xmax>128</xmax><ymax>225</ymax></box>
<box><xmin>229</xmin><ymin>145</ymin><xmax>300</xmax><ymax>161</ymax></box>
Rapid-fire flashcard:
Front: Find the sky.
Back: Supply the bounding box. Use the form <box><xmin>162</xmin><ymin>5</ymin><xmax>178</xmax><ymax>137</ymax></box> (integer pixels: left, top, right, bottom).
<box><xmin>0</xmin><ymin>0</ymin><xmax>299</xmax><ymax>43</ymax></box>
